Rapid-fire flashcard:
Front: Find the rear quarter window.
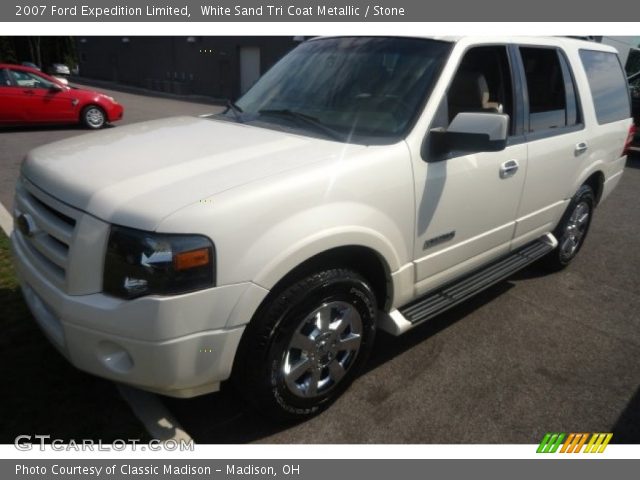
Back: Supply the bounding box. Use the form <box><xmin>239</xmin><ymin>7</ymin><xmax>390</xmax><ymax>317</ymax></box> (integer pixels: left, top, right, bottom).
<box><xmin>579</xmin><ymin>49</ymin><xmax>631</xmax><ymax>124</ymax></box>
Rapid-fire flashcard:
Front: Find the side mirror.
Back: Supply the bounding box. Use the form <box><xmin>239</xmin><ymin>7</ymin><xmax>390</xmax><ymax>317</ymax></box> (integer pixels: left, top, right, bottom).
<box><xmin>431</xmin><ymin>112</ymin><xmax>509</xmax><ymax>154</ymax></box>
<box><xmin>49</xmin><ymin>83</ymin><xmax>63</xmax><ymax>92</ymax></box>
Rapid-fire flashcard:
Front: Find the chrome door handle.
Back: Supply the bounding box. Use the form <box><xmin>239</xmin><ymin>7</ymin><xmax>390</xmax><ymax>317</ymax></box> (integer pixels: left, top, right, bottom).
<box><xmin>575</xmin><ymin>142</ymin><xmax>589</xmax><ymax>155</ymax></box>
<box><xmin>500</xmin><ymin>159</ymin><xmax>519</xmax><ymax>179</ymax></box>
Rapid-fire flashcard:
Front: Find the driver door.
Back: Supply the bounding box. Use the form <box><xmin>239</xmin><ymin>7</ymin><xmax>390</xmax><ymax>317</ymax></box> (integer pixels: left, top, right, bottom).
<box><xmin>412</xmin><ymin>45</ymin><xmax>528</xmax><ymax>294</ymax></box>
<box><xmin>8</xmin><ymin>69</ymin><xmax>76</xmax><ymax>123</ymax></box>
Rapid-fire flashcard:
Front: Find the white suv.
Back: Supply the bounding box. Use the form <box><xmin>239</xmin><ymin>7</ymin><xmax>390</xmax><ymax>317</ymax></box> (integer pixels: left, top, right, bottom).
<box><xmin>11</xmin><ymin>36</ymin><xmax>634</xmax><ymax>420</ymax></box>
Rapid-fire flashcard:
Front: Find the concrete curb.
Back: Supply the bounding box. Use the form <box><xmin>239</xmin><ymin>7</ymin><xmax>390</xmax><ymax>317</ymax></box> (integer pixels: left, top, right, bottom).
<box><xmin>117</xmin><ymin>385</ymin><xmax>193</xmax><ymax>444</ymax></box>
<box><xmin>0</xmin><ymin>202</ymin><xmax>13</xmax><ymax>236</ymax></box>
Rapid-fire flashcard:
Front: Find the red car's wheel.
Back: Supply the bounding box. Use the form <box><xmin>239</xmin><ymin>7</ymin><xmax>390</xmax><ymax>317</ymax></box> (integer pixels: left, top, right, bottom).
<box><xmin>81</xmin><ymin>105</ymin><xmax>106</xmax><ymax>129</ymax></box>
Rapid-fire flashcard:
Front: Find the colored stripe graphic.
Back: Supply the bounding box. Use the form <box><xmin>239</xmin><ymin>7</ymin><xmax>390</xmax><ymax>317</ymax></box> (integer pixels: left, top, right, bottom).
<box><xmin>584</xmin><ymin>433</ymin><xmax>613</xmax><ymax>453</ymax></box>
<box><xmin>538</xmin><ymin>433</ymin><xmax>613</xmax><ymax>453</ymax></box>
<box><xmin>537</xmin><ymin>433</ymin><xmax>565</xmax><ymax>453</ymax></box>
<box><xmin>561</xmin><ymin>433</ymin><xmax>579</xmax><ymax>453</ymax></box>
<box><xmin>573</xmin><ymin>433</ymin><xmax>590</xmax><ymax>453</ymax></box>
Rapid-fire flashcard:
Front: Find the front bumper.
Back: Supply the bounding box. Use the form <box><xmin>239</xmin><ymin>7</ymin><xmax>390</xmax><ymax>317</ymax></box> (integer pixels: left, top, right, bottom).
<box><xmin>105</xmin><ymin>103</ymin><xmax>124</xmax><ymax>123</ymax></box>
<box><xmin>10</xmin><ymin>229</ymin><xmax>261</xmax><ymax>398</ymax></box>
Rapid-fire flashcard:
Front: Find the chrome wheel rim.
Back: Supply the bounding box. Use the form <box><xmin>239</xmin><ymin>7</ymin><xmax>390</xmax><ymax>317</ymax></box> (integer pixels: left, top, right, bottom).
<box><xmin>85</xmin><ymin>108</ymin><xmax>105</xmax><ymax>128</ymax></box>
<box><xmin>282</xmin><ymin>301</ymin><xmax>363</xmax><ymax>399</ymax></box>
<box><xmin>560</xmin><ymin>201</ymin><xmax>590</xmax><ymax>258</ymax></box>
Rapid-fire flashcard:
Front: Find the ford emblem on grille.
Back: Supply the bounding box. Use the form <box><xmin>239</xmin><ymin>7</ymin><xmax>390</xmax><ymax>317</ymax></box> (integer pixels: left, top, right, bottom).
<box><xmin>16</xmin><ymin>213</ymin><xmax>38</xmax><ymax>237</ymax></box>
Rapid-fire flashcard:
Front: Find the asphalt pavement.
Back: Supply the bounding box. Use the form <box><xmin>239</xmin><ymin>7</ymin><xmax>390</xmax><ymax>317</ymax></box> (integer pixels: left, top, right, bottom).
<box><xmin>1</xmin><ymin>83</ymin><xmax>639</xmax><ymax>444</ymax></box>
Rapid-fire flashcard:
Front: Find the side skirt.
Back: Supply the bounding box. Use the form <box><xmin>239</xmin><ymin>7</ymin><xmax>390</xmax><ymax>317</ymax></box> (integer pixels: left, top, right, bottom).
<box><xmin>380</xmin><ymin>233</ymin><xmax>557</xmax><ymax>336</ymax></box>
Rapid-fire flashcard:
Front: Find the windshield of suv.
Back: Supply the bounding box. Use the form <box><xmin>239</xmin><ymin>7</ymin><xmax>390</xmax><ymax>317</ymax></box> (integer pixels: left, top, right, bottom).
<box><xmin>225</xmin><ymin>37</ymin><xmax>452</xmax><ymax>145</ymax></box>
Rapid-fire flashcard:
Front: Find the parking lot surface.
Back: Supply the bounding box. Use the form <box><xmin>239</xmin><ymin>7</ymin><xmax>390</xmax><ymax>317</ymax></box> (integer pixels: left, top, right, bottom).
<box><xmin>1</xmin><ymin>84</ymin><xmax>638</xmax><ymax>444</ymax></box>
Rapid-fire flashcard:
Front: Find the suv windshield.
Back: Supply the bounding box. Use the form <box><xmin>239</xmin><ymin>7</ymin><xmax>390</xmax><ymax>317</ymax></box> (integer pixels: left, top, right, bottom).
<box><xmin>225</xmin><ymin>37</ymin><xmax>452</xmax><ymax>144</ymax></box>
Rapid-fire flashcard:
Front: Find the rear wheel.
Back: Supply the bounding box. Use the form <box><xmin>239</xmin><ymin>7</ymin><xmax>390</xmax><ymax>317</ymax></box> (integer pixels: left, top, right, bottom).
<box><xmin>81</xmin><ymin>105</ymin><xmax>106</xmax><ymax>129</ymax></box>
<box><xmin>543</xmin><ymin>184</ymin><xmax>595</xmax><ymax>271</ymax></box>
<box><xmin>233</xmin><ymin>268</ymin><xmax>377</xmax><ymax>421</ymax></box>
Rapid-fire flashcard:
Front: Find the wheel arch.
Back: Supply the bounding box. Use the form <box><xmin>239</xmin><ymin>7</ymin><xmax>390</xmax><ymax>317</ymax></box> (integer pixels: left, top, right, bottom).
<box><xmin>264</xmin><ymin>244</ymin><xmax>393</xmax><ymax>312</ymax></box>
<box><xmin>582</xmin><ymin>170</ymin><xmax>605</xmax><ymax>205</ymax></box>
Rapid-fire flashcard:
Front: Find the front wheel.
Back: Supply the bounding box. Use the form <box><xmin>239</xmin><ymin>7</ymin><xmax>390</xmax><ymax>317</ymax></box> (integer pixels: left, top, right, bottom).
<box><xmin>233</xmin><ymin>268</ymin><xmax>377</xmax><ymax>421</ymax></box>
<box><xmin>81</xmin><ymin>105</ymin><xmax>106</xmax><ymax>129</ymax></box>
<box><xmin>543</xmin><ymin>184</ymin><xmax>595</xmax><ymax>271</ymax></box>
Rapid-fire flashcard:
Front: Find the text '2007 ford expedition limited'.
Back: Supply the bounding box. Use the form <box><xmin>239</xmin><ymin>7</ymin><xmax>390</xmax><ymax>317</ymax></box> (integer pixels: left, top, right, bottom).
<box><xmin>11</xmin><ymin>36</ymin><xmax>634</xmax><ymax>420</ymax></box>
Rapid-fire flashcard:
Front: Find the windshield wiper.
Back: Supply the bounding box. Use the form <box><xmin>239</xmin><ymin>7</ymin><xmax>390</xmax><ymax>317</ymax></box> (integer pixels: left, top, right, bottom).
<box><xmin>258</xmin><ymin>109</ymin><xmax>345</xmax><ymax>142</ymax></box>
<box><xmin>225</xmin><ymin>100</ymin><xmax>244</xmax><ymax>121</ymax></box>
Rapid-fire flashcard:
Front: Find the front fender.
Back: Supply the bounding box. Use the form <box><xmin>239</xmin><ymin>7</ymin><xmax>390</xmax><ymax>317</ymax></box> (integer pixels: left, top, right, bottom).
<box><xmin>237</xmin><ymin>202</ymin><xmax>408</xmax><ymax>291</ymax></box>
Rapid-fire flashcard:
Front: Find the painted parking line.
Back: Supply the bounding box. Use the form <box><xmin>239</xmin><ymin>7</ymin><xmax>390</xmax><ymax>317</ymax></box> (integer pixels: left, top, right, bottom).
<box><xmin>117</xmin><ymin>385</ymin><xmax>193</xmax><ymax>443</ymax></box>
<box><xmin>0</xmin><ymin>202</ymin><xmax>13</xmax><ymax>236</ymax></box>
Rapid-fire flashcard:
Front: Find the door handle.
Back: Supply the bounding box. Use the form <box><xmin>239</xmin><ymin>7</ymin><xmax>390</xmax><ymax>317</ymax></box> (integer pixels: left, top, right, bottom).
<box><xmin>22</xmin><ymin>90</ymin><xmax>35</xmax><ymax>95</ymax></box>
<box><xmin>575</xmin><ymin>142</ymin><xmax>589</xmax><ymax>156</ymax></box>
<box><xmin>500</xmin><ymin>159</ymin><xmax>519</xmax><ymax>179</ymax></box>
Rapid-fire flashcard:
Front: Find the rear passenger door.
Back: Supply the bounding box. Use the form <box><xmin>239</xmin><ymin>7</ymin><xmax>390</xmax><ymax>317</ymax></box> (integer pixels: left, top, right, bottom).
<box><xmin>512</xmin><ymin>46</ymin><xmax>587</xmax><ymax>249</ymax></box>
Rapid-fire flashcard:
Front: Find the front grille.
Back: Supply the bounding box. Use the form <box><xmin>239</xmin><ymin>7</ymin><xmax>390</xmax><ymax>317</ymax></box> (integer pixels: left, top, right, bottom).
<box><xmin>14</xmin><ymin>178</ymin><xmax>81</xmax><ymax>291</ymax></box>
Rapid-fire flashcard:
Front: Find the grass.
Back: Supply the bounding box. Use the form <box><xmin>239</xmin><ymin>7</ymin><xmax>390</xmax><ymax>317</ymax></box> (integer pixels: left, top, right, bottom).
<box><xmin>0</xmin><ymin>231</ymin><xmax>149</xmax><ymax>443</ymax></box>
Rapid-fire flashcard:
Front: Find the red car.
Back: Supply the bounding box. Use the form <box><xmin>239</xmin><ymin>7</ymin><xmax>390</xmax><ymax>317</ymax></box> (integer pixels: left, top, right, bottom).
<box><xmin>0</xmin><ymin>63</ymin><xmax>123</xmax><ymax>129</ymax></box>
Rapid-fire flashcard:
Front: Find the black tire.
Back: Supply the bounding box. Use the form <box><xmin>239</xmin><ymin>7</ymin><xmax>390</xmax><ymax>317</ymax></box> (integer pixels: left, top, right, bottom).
<box><xmin>81</xmin><ymin>105</ymin><xmax>106</xmax><ymax>129</ymax></box>
<box><xmin>232</xmin><ymin>268</ymin><xmax>377</xmax><ymax>421</ymax></box>
<box><xmin>543</xmin><ymin>184</ymin><xmax>595</xmax><ymax>271</ymax></box>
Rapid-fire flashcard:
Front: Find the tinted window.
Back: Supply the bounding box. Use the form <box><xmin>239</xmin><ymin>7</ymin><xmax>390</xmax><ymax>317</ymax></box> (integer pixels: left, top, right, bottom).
<box><xmin>0</xmin><ymin>69</ymin><xmax>10</xmax><ymax>87</ymax></box>
<box><xmin>558</xmin><ymin>52</ymin><xmax>581</xmax><ymax>127</ymax></box>
<box><xmin>520</xmin><ymin>47</ymin><xmax>575</xmax><ymax>132</ymax></box>
<box><xmin>579</xmin><ymin>49</ymin><xmax>631</xmax><ymax>124</ymax></box>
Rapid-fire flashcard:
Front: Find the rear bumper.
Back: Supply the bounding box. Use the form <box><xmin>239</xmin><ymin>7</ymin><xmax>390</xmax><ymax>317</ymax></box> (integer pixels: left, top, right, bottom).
<box><xmin>10</xmin><ymin>229</ymin><xmax>259</xmax><ymax>398</ymax></box>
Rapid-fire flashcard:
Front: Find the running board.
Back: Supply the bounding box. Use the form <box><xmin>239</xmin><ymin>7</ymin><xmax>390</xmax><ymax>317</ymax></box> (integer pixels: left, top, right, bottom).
<box><xmin>380</xmin><ymin>234</ymin><xmax>557</xmax><ymax>336</ymax></box>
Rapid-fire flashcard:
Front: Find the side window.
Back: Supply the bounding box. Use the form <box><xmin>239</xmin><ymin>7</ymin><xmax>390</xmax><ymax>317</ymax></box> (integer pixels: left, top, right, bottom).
<box><xmin>579</xmin><ymin>49</ymin><xmax>631</xmax><ymax>124</ymax></box>
<box><xmin>424</xmin><ymin>45</ymin><xmax>514</xmax><ymax>160</ymax></box>
<box><xmin>520</xmin><ymin>47</ymin><xmax>580</xmax><ymax>132</ymax></box>
<box><xmin>445</xmin><ymin>46</ymin><xmax>514</xmax><ymax>133</ymax></box>
<box><xmin>9</xmin><ymin>70</ymin><xmax>56</xmax><ymax>89</ymax></box>
<box><xmin>0</xmin><ymin>69</ymin><xmax>11</xmax><ymax>87</ymax></box>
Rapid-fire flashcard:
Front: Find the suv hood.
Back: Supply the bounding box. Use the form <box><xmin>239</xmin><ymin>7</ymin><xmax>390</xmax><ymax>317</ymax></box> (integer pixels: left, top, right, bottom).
<box><xmin>22</xmin><ymin>116</ymin><xmax>357</xmax><ymax>231</ymax></box>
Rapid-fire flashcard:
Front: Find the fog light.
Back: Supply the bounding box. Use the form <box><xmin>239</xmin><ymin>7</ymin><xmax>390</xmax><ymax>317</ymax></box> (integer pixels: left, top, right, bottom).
<box><xmin>98</xmin><ymin>341</ymin><xmax>133</xmax><ymax>374</ymax></box>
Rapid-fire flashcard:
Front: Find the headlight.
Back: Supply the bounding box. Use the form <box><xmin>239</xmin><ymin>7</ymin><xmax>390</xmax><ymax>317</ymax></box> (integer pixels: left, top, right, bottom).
<box><xmin>103</xmin><ymin>226</ymin><xmax>215</xmax><ymax>299</ymax></box>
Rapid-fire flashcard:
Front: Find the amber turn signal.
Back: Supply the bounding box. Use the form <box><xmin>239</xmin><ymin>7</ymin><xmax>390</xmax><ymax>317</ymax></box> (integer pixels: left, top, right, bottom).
<box><xmin>174</xmin><ymin>248</ymin><xmax>210</xmax><ymax>271</ymax></box>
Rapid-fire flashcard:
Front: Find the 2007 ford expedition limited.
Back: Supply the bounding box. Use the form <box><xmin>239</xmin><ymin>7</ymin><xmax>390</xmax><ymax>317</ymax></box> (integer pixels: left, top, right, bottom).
<box><xmin>11</xmin><ymin>36</ymin><xmax>634</xmax><ymax>419</ymax></box>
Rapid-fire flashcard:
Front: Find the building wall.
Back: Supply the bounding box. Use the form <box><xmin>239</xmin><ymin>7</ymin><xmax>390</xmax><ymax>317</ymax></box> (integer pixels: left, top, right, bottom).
<box><xmin>76</xmin><ymin>36</ymin><xmax>300</xmax><ymax>99</ymax></box>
